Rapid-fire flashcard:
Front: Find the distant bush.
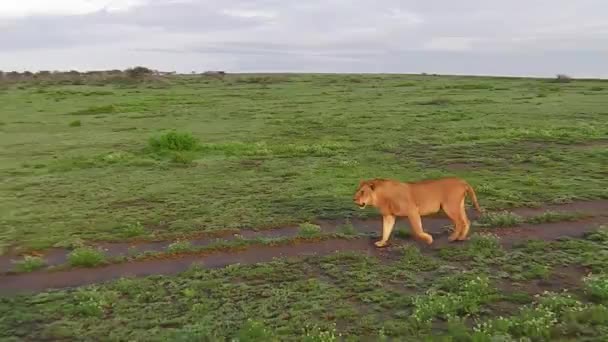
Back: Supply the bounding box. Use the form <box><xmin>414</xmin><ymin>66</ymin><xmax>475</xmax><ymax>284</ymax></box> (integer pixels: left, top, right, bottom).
<box><xmin>149</xmin><ymin>131</ymin><xmax>199</xmax><ymax>151</ymax></box>
<box><xmin>234</xmin><ymin>76</ymin><xmax>289</xmax><ymax>85</ymax></box>
<box><xmin>69</xmin><ymin>120</ymin><xmax>82</xmax><ymax>127</ymax></box>
<box><xmin>125</xmin><ymin>66</ymin><xmax>154</xmax><ymax>79</ymax></box>
<box><xmin>554</xmin><ymin>74</ymin><xmax>572</xmax><ymax>83</ymax></box>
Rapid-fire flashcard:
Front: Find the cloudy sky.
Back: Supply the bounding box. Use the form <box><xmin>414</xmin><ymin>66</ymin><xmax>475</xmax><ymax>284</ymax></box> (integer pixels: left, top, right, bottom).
<box><xmin>1</xmin><ymin>0</ymin><xmax>607</xmax><ymax>77</ymax></box>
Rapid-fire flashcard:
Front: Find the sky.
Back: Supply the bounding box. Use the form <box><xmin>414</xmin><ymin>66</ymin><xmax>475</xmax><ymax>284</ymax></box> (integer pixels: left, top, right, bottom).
<box><xmin>1</xmin><ymin>0</ymin><xmax>607</xmax><ymax>77</ymax></box>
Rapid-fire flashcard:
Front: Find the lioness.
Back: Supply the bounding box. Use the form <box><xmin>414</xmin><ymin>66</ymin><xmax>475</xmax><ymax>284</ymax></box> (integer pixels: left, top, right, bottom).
<box><xmin>353</xmin><ymin>177</ymin><xmax>482</xmax><ymax>247</ymax></box>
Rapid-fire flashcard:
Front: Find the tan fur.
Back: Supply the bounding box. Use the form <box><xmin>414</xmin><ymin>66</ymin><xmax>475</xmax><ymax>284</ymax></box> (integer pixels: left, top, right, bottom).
<box><xmin>353</xmin><ymin>177</ymin><xmax>482</xmax><ymax>247</ymax></box>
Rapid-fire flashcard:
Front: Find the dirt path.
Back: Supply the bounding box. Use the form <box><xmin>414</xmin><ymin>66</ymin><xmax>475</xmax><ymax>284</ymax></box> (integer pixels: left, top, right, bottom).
<box><xmin>0</xmin><ymin>214</ymin><xmax>605</xmax><ymax>295</ymax></box>
<box><xmin>1</xmin><ymin>200</ymin><xmax>605</xmax><ymax>274</ymax></box>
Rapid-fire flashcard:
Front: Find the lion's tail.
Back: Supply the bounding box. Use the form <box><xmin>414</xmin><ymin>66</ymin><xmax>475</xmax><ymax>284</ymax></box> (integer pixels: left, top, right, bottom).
<box><xmin>465</xmin><ymin>183</ymin><xmax>482</xmax><ymax>213</ymax></box>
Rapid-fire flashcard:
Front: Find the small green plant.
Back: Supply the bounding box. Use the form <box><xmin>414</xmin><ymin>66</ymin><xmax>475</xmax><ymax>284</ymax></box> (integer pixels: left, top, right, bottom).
<box><xmin>13</xmin><ymin>255</ymin><xmax>46</xmax><ymax>272</ymax></box>
<box><xmin>394</xmin><ymin>228</ymin><xmax>410</xmax><ymax>239</ymax></box>
<box><xmin>476</xmin><ymin>211</ymin><xmax>523</xmax><ymax>228</ymax></box>
<box><xmin>234</xmin><ymin>319</ymin><xmax>278</xmax><ymax>341</ymax></box>
<box><xmin>120</xmin><ymin>222</ymin><xmax>145</xmax><ymax>238</ymax></box>
<box><xmin>586</xmin><ymin>227</ymin><xmax>608</xmax><ymax>243</ymax></box>
<box><xmin>167</xmin><ymin>240</ymin><xmax>194</xmax><ymax>254</ymax></box>
<box><xmin>583</xmin><ymin>274</ymin><xmax>608</xmax><ymax>301</ymax></box>
<box><xmin>68</xmin><ymin>247</ymin><xmax>105</xmax><ymax>267</ymax></box>
<box><xmin>522</xmin><ymin>263</ymin><xmax>551</xmax><ymax>280</ymax></box>
<box><xmin>298</xmin><ymin>222</ymin><xmax>322</xmax><ymax>238</ymax></box>
<box><xmin>69</xmin><ymin>120</ymin><xmax>81</xmax><ymax>127</ymax></box>
<box><xmin>149</xmin><ymin>131</ymin><xmax>199</xmax><ymax>151</ymax></box>
<box><xmin>338</xmin><ymin>220</ymin><xmax>356</xmax><ymax>236</ymax></box>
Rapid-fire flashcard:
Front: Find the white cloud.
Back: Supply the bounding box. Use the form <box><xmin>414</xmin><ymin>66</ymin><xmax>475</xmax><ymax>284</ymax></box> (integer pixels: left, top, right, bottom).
<box><xmin>0</xmin><ymin>0</ymin><xmax>146</xmax><ymax>18</ymax></box>
<box><xmin>423</xmin><ymin>37</ymin><xmax>479</xmax><ymax>51</ymax></box>
<box><xmin>222</xmin><ymin>9</ymin><xmax>278</xmax><ymax>19</ymax></box>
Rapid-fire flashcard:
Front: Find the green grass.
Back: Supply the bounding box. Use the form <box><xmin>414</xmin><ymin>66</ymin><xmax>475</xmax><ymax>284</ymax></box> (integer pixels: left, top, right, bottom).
<box><xmin>67</xmin><ymin>247</ymin><xmax>105</xmax><ymax>267</ymax></box>
<box><xmin>0</xmin><ymin>74</ymin><xmax>606</xmax><ymax>251</ymax></box>
<box><xmin>476</xmin><ymin>211</ymin><xmax>524</xmax><ymax>228</ymax></box>
<box><xmin>12</xmin><ymin>255</ymin><xmax>46</xmax><ymax>272</ymax></box>
<box><xmin>2</xmin><ymin>228</ymin><xmax>608</xmax><ymax>340</ymax></box>
<box><xmin>525</xmin><ymin>210</ymin><xmax>586</xmax><ymax>224</ymax></box>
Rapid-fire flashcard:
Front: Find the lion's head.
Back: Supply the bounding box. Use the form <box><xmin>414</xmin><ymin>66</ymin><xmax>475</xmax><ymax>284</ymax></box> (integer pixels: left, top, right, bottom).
<box><xmin>353</xmin><ymin>180</ymin><xmax>375</xmax><ymax>209</ymax></box>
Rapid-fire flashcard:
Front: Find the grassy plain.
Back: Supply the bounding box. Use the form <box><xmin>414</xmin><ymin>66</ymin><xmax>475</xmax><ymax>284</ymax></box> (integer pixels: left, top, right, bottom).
<box><xmin>1</xmin><ymin>74</ymin><xmax>608</xmax><ymax>340</ymax></box>
<box><xmin>1</xmin><ymin>74</ymin><xmax>606</xmax><ymax>252</ymax></box>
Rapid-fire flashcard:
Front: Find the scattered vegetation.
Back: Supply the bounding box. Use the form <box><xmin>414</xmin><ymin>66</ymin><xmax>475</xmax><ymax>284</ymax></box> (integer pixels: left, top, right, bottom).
<box><xmin>69</xmin><ymin>120</ymin><xmax>81</xmax><ymax>127</ymax></box>
<box><xmin>0</xmin><ymin>227</ymin><xmax>607</xmax><ymax>339</ymax></box>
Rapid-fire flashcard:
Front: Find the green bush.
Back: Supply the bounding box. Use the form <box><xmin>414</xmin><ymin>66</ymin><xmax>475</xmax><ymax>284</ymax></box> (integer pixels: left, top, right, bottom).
<box><xmin>68</xmin><ymin>247</ymin><xmax>105</xmax><ymax>267</ymax></box>
<box><xmin>149</xmin><ymin>131</ymin><xmax>199</xmax><ymax>151</ymax></box>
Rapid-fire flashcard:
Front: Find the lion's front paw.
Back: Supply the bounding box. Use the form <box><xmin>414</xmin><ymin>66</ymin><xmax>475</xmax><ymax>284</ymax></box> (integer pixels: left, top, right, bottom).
<box><xmin>374</xmin><ymin>240</ymin><xmax>388</xmax><ymax>248</ymax></box>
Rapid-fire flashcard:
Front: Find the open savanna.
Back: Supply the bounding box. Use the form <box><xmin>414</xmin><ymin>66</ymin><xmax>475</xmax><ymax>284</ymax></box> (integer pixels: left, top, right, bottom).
<box><xmin>1</xmin><ymin>73</ymin><xmax>606</xmax><ymax>252</ymax></box>
<box><xmin>1</xmin><ymin>73</ymin><xmax>608</xmax><ymax>341</ymax></box>
<box><xmin>0</xmin><ymin>75</ymin><xmax>608</xmax><ymax>249</ymax></box>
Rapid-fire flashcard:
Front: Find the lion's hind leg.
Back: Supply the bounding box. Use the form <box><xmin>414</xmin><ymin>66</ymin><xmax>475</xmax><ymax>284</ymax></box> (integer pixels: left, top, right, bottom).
<box><xmin>457</xmin><ymin>199</ymin><xmax>471</xmax><ymax>241</ymax></box>
<box><xmin>442</xmin><ymin>202</ymin><xmax>464</xmax><ymax>242</ymax></box>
